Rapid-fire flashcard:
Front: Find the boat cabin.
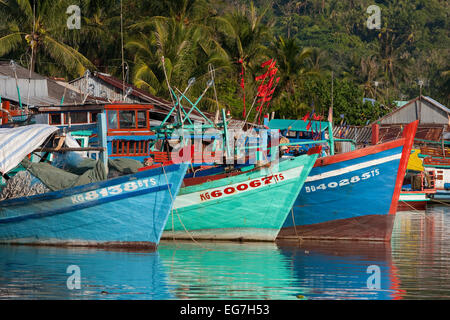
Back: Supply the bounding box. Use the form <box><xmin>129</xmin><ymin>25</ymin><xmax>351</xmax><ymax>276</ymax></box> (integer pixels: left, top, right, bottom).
<box><xmin>104</xmin><ymin>104</ymin><xmax>156</xmax><ymax>161</ymax></box>
<box><xmin>268</xmin><ymin>118</ymin><xmax>332</xmax><ymax>157</ymax></box>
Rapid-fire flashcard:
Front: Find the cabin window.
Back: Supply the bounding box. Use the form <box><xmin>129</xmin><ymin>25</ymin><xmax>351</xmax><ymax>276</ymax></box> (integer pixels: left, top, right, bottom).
<box><xmin>111</xmin><ymin>139</ymin><xmax>150</xmax><ymax>156</ymax></box>
<box><xmin>107</xmin><ymin>108</ymin><xmax>149</xmax><ymax>130</ymax></box>
<box><xmin>137</xmin><ymin>111</ymin><xmax>147</xmax><ymax>128</ymax></box>
<box><xmin>49</xmin><ymin>114</ymin><xmax>62</xmax><ymax>125</ymax></box>
<box><xmin>90</xmin><ymin>112</ymin><xmax>100</xmax><ymax>123</ymax></box>
<box><xmin>299</xmin><ymin>131</ymin><xmax>313</xmax><ymax>139</ymax></box>
<box><xmin>287</xmin><ymin>130</ymin><xmax>297</xmax><ymax>138</ymax></box>
<box><xmin>107</xmin><ymin>110</ymin><xmax>119</xmax><ymax>129</ymax></box>
<box><xmin>65</xmin><ymin>112</ymin><xmax>88</xmax><ymax>124</ymax></box>
<box><xmin>119</xmin><ymin>110</ymin><xmax>136</xmax><ymax>129</ymax></box>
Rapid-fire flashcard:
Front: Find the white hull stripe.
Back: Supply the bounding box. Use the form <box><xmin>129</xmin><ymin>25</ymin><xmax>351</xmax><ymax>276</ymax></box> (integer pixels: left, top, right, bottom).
<box><xmin>306</xmin><ymin>154</ymin><xmax>402</xmax><ymax>182</ymax></box>
<box><xmin>174</xmin><ymin>165</ymin><xmax>304</xmax><ymax>209</ymax></box>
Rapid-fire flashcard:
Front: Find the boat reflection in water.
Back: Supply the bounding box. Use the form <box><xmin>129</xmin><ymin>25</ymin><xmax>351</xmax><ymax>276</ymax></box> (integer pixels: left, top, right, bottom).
<box><xmin>0</xmin><ymin>208</ymin><xmax>447</xmax><ymax>300</ymax></box>
<box><xmin>391</xmin><ymin>207</ymin><xmax>450</xmax><ymax>299</ymax></box>
<box><xmin>157</xmin><ymin>239</ymin><xmax>402</xmax><ymax>300</ymax></box>
<box><xmin>276</xmin><ymin>240</ymin><xmax>403</xmax><ymax>300</ymax></box>
<box><xmin>0</xmin><ymin>246</ymin><xmax>172</xmax><ymax>299</ymax></box>
<box><xmin>158</xmin><ymin>241</ymin><xmax>299</xmax><ymax>300</ymax></box>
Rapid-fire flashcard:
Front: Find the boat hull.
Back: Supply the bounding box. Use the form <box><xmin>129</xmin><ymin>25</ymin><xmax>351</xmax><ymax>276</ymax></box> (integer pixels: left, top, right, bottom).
<box><xmin>0</xmin><ymin>163</ymin><xmax>188</xmax><ymax>248</ymax></box>
<box><xmin>162</xmin><ymin>154</ymin><xmax>318</xmax><ymax>241</ymax></box>
<box><xmin>397</xmin><ymin>192</ymin><xmax>430</xmax><ymax>211</ymax></box>
<box><xmin>278</xmin><ymin>121</ymin><xmax>418</xmax><ymax>241</ymax></box>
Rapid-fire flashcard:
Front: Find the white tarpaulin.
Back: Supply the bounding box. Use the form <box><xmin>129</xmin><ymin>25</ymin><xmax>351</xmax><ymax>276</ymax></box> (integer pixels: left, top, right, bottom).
<box><xmin>0</xmin><ymin>124</ymin><xmax>59</xmax><ymax>175</ymax></box>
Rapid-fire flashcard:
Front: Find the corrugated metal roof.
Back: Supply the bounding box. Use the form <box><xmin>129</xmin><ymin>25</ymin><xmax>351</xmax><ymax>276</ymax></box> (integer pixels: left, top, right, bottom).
<box><xmin>69</xmin><ymin>71</ymin><xmax>221</xmax><ymax>123</ymax></box>
<box><xmin>423</xmin><ymin>96</ymin><xmax>450</xmax><ymax>113</ymax></box>
<box><xmin>70</xmin><ymin>71</ymin><xmax>172</xmax><ymax>107</ymax></box>
<box><xmin>0</xmin><ymin>61</ymin><xmax>46</xmax><ymax>80</ymax></box>
<box><xmin>0</xmin><ymin>62</ymin><xmax>91</xmax><ymax>106</ymax></box>
<box><xmin>378</xmin><ymin>124</ymin><xmax>446</xmax><ymax>143</ymax></box>
<box><xmin>96</xmin><ymin>72</ymin><xmax>172</xmax><ymax>107</ymax></box>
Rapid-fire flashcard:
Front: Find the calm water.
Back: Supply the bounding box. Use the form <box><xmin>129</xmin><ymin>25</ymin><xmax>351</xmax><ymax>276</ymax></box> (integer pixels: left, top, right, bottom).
<box><xmin>0</xmin><ymin>205</ymin><xmax>449</xmax><ymax>300</ymax></box>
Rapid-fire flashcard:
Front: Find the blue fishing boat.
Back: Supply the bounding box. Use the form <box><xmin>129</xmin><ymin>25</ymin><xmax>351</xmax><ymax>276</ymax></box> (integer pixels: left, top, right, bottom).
<box><xmin>272</xmin><ymin>119</ymin><xmax>418</xmax><ymax>241</ymax></box>
<box><xmin>0</xmin><ymin>123</ymin><xmax>188</xmax><ymax>249</ymax></box>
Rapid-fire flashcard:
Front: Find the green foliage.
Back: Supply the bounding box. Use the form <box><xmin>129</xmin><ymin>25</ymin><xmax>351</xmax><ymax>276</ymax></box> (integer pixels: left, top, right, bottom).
<box><xmin>0</xmin><ymin>0</ymin><xmax>448</xmax><ymax>124</ymax></box>
<box><xmin>0</xmin><ymin>0</ymin><xmax>95</xmax><ymax>77</ymax></box>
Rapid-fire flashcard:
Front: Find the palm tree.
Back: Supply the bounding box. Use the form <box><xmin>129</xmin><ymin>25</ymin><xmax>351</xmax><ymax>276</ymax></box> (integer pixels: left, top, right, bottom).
<box><xmin>126</xmin><ymin>15</ymin><xmax>229</xmax><ymax>100</ymax></box>
<box><xmin>214</xmin><ymin>2</ymin><xmax>273</xmax><ymax>75</ymax></box>
<box><xmin>272</xmin><ymin>36</ymin><xmax>314</xmax><ymax>95</ymax></box>
<box><xmin>305</xmin><ymin>47</ymin><xmax>330</xmax><ymax>74</ymax></box>
<box><xmin>0</xmin><ymin>0</ymin><xmax>94</xmax><ymax>77</ymax></box>
<box><xmin>357</xmin><ymin>55</ymin><xmax>382</xmax><ymax>99</ymax></box>
<box><xmin>75</xmin><ymin>0</ymin><xmax>121</xmax><ymax>74</ymax></box>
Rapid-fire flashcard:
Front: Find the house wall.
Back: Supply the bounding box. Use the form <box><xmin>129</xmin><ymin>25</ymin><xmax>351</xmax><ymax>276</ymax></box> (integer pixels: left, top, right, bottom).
<box><xmin>70</xmin><ymin>77</ymin><xmax>142</xmax><ymax>104</ymax></box>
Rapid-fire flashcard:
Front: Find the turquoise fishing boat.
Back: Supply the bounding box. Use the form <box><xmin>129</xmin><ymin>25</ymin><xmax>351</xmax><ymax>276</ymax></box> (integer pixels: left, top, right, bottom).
<box><xmin>162</xmin><ymin>152</ymin><xmax>318</xmax><ymax>241</ymax></box>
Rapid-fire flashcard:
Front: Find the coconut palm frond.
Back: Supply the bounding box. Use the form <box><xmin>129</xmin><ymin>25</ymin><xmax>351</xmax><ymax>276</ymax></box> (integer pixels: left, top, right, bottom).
<box><xmin>42</xmin><ymin>35</ymin><xmax>94</xmax><ymax>76</ymax></box>
<box><xmin>0</xmin><ymin>32</ymin><xmax>24</xmax><ymax>56</ymax></box>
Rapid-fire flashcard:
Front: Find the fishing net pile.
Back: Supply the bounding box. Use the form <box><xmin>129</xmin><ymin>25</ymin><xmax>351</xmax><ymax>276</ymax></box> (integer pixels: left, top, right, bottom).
<box><xmin>0</xmin><ymin>170</ymin><xmax>50</xmax><ymax>201</ymax></box>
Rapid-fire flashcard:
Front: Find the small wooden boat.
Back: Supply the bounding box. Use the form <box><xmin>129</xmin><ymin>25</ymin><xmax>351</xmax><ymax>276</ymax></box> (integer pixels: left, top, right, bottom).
<box><xmin>162</xmin><ymin>152</ymin><xmax>319</xmax><ymax>242</ymax></box>
<box><xmin>398</xmin><ymin>192</ymin><xmax>432</xmax><ymax>211</ymax></box>
<box><xmin>398</xmin><ymin>171</ymin><xmax>436</xmax><ymax>211</ymax></box>
<box><xmin>422</xmin><ymin>157</ymin><xmax>450</xmax><ymax>191</ymax></box>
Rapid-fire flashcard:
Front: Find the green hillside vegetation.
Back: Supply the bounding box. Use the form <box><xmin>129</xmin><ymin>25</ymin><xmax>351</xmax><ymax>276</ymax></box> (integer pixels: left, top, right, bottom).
<box><xmin>0</xmin><ymin>0</ymin><xmax>448</xmax><ymax>125</ymax></box>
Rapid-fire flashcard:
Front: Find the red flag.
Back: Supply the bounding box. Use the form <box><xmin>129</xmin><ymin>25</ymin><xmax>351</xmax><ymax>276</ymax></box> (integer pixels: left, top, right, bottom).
<box><xmin>254</xmin><ymin>58</ymin><xmax>279</xmax><ymax>124</ymax></box>
<box><xmin>269</xmin><ymin>67</ymin><xmax>278</xmax><ymax>76</ymax></box>
<box><xmin>261</xmin><ymin>59</ymin><xmax>273</xmax><ymax>68</ymax></box>
<box><xmin>302</xmin><ymin>113</ymin><xmax>310</xmax><ymax>122</ymax></box>
<box><xmin>255</xmin><ymin>70</ymin><xmax>269</xmax><ymax>81</ymax></box>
